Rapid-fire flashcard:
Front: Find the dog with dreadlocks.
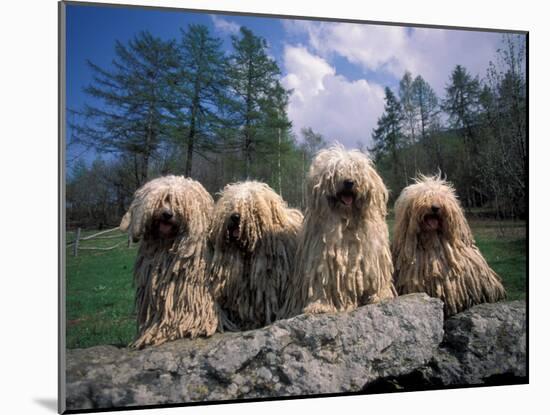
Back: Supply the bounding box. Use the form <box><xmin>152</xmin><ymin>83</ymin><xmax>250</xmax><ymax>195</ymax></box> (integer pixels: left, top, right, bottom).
<box><xmin>120</xmin><ymin>175</ymin><xmax>218</xmax><ymax>348</ymax></box>
<box><xmin>281</xmin><ymin>145</ymin><xmax>396</xmax><ymax>317</ymax></box>
<box><xmin>392</xmin><ymin>174</ymin><xmax>506</xmax><ymax>316</ymax></box>
<box><xmin>208</xmin><ymin>181</ymin><xmax>303</xmax><ymax>330</ymax></box>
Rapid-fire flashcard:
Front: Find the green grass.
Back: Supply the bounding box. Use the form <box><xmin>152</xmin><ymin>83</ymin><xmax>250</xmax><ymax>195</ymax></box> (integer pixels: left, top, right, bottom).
<box><xmin>469</xmin><ymin>219</ymin><xmax>526</xmax><ymax>301</ymax></box>
<box><xmin>65</xmin><ymin>220</ymin><xmax>526</xmax><ymax>349</ymax></box>
<box><xmin>66</xmin><ymin>229</ymin><xmax>137</xmax><ymax>348</ymax></box>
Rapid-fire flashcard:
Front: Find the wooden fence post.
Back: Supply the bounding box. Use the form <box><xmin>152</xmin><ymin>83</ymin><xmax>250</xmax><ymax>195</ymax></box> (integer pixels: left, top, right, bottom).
<box><xmin>73</xmin><ymin>227</ymin><xmax>81</xmax><ymax>257</ymax></box>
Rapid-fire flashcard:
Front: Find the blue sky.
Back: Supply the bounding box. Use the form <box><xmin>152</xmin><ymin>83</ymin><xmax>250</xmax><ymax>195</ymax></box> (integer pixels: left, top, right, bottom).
<box><xmin>66</xmin><ymin>3</ymin><xmax>522</xmax><ymax>164</ymax></box>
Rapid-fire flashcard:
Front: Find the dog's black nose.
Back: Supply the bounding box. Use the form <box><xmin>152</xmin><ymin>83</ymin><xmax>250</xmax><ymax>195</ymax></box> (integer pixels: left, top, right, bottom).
<box><xmin>231</xmin><ymin>213</ymin><xmax>240</xmax><ymax>223</ymax></box>
<box><xmin>343</xmin><ymin>180</ymin><xmax>354</xmax><ymax>190</ymax></box>
<box><xmin>431</xmin><ymin>205</ymin><xmax>440</xmax><ymax>213</ymax></box>
<box><xmin>162</xmin><ymin>211</ymin><xmax>173</xmax><ymax>220</ymax></box>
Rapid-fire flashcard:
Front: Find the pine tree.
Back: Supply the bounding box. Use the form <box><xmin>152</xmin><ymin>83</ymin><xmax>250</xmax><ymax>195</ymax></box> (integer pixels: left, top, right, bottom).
<box><xmin>371</xmin><ymin>87</ymin><xmax>404</xmax><ymax>162</ymax></box>
<box><xmin>443</xmin><ymin>65</ymin><xmax>481</xmax><ymax>151</ymax></box>
<box><xmin>399</xmin><ymin>71</ymin><xmax>421</xmax><ymax>174</ymax></box>
<box><xmin>399</xmin><ymin>71</ymin><xmax>418</xmax><ymax>145</ymax></box>
<box><xmin>72</xmin><ymin>31</ymin><xmax>177</xmax><ymax>186</ymax></box>
<box><xmin>169</xmin><ymin>24</ymin><xmax>228</xmax><ymax>177</ymax></box>
<box><xmin>371</xmin><ymin>87</ymin><xmax>406</xmax><ymax>186</ymax></box>
<box><xmin>411</xmin><ymin>75</ymin><xmax>439</xmax><ymax>141</ymax></box>
<box><xmin>226</xmin><ymin>27</ymin><xmax>284</xmax><ymax>178</ymax></box>
<box><xmin>443</xmin><ymin>65</ymin><xmax>483</xmax><ymax>208</ymax></box>
<box><xmin>411</xmin><ymin>75</ymin><xmax>443</xmax><ymax>170</ymax></box>
<box><xmin>257</xmin><ymin>82</ymin><xmax>292</xmax><ymax>195</ymax></box>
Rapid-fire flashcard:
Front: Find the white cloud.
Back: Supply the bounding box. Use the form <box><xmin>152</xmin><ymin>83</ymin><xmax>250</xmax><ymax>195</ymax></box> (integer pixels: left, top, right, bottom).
<box><xmin>285</xmin><ymin>20</ymin><xmax>503</xmax><ymax>95</ymax></box>
<box><xmin>210</xmin><ymin>15</ymin><xmax>240</xmax><ymax>35</ymax></box>
<box><xmin>282</xmin><ymin>46</ymin><xmax>385</xmax><ymax>148</ymax></box>
<box><xmin>286</xmin><ymin>21</ymin><xmax>408</xmax><ymax>76</ymax></box>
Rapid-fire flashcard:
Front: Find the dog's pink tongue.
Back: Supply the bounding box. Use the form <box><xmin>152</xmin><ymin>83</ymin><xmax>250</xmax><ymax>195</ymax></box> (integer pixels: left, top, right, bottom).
<box><xmin>426</xmin><ymin>218</ymin><xmax>439</xmax><ymax>230</ymax></box>
<box><xmin>232</xmin><ymin>228</ymin><xmax>240</xmax><ymax>237</ymax></box>
<box><xmin>159</xmin><ymin>222</ymin><xmax>172</xmax><ymax>234</ymax></box>
<box><xmin>341</xmin><ymin>195</ymin><xmax>353</xmax><ymax>206</ymax></box>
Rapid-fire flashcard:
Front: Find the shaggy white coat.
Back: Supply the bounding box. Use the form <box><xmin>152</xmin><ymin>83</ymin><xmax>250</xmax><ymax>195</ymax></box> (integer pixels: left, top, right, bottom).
<box><xmin>120</xmin><ymin>175</ymin><xmax>217</xmax><ymax>348</ymax></box>
<box><xmin>281</xmin><ymin>145</ymin><xmax>396</xmax><ymax>316</ymax></box>
<box><xmin>392</xmin><ymin>175</ymin><xmax>506</xmax><ymax>316</ymax></box>
<box><xmin>208</xmin><ymin>181</ymin><xmax>303</xmax><ymax>330</ymax></box>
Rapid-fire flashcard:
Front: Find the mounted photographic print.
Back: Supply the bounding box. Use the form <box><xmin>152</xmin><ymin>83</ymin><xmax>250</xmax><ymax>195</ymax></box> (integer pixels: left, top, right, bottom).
<box><xmin>59</xmin><ymin>1</ymin><xmax>528</xmax><ymax>413</ymax></box>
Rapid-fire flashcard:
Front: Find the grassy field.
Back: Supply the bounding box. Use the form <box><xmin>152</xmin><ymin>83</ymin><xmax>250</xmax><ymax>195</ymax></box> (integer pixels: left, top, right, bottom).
<box><xmin>65</xmin><ymin>219</ymin><xmax>527</xmax><ymax>349</ymax></box>
<box><xmin>66</xmin><ymin>229</ymin><xmax>137</xmax><ymax>349</ymax></box>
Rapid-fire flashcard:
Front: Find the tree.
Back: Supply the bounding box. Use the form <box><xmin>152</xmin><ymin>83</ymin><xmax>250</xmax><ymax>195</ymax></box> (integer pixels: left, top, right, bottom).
<box><xmin>67</xmin><ymin>158</ymin><xmax>122</xmax><ymax>228</ymax></box>
<box><xmin>226</xmin><ymin>27</ymin><xmax>284</xmax><ymax>178</ymax></box>
<box><xmin>399</xmin><ymin>72</ymin><xmax>418</xmax><ymax>144</ymax></box>
<box><xmin>371</xmin><ymin>88</ymin><xmax>404</xmax><ymax>162</ymax></box>
<box><xmin>371</xmin><ymin>87</ymin><xmax>406</xmax><ymax>187</ymax></box>
<box><xmin>479</xmin><ymin>34</ymin><xmax>527</xmax><ymax>218</ymax></box>
<box><xmin>443</xmin><ymin>65</ymin><xmax>481</xmax><ymax>152</ymax></box>
<box><xmin>411</xmin><ymin>75</ymin><xmax>443</xmax><ymax>170</ymax></box>
<box><xmin>71</xmin><ymin>31</ymin><xmax>177</xmax><ymax>186</ymax></box>
<box><xmin>300</xmin><ymin>127</ymin><xmax>327</xmax><ymax>159</ymax></box>
<box><xmin>494</xmin><ymin>35</ymin><xmax>527</xmax><ymax>175</ymax></box>
<box><xmin>256</xmin><ymin>82</ymin><xmax>293</xmax><ymax>195</ymax></box>
<box><xmin>168</xmin><ymin>24</ymin><xmax>228</xmax><ymax>177</ymax></box>
<box><xmin>298</xmin><ymin>127</ymin><xmax>327</xmax><ymax>208</ymax></box>
<box><xmin>411</xmin><ymin>75</ymin><xmax>439</xmax><ymax>141</ymax></box>
<box><xmin>398</xmin><ymin>72</ymin><xmax>420</xmax><ymax>173</ymax></box>
<box><xmin>443</xmin><ymin>65</ymin><xmax>482</xmax><ymax>207</ymax></box>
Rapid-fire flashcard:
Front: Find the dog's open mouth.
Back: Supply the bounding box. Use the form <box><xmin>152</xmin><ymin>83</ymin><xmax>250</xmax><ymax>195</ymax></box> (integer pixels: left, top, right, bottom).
<box><xmin>338</xmin><ymin>190</ymin><xmax>355</xmax><ymax>206</ymax></box>
<box><xmin>228</xmin><ymin>212</ymin><xmax>241</xmax><ymax>241</ymax></box>
<box><xmin>158</xmin><ymin>221</ymin><xmax>177</xmax><ymax>237</ymax></box>
<box><xmin>423</xmin><ymin>214</ymin><xmax>441</xmax><ymax>231</ymax></box>
<box><xmin>228</xmin><ymin>224</ymin><xmax>240</xmax><ymax>240</ymax></box>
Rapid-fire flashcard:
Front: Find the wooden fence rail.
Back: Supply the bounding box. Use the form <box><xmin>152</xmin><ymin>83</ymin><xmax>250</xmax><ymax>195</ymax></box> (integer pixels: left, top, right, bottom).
<box><xmin>67</xmin><ymin>227</ymin><xmax>129</xmax><ymax>256</ymax></box>
<box><xmin>78</xmin><ymin>242</ymin><xmax>125</xmax><ymax>251</ymax></box>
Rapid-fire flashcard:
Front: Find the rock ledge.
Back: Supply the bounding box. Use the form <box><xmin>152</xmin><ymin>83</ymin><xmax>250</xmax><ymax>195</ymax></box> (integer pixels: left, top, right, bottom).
<box><xmin>66</xmin><ymin>294</ymin><xmax>526</xmax><ymax>411</ymax></box>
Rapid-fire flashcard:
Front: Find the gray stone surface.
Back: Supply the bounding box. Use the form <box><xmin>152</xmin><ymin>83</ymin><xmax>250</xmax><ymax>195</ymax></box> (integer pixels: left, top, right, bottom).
<box><xmin>65</xmin><ymin>294</ymin><xmax>526</xmax><ymax>411</ymax></box>
<box><xmin>363</xmin><ymin>300</ymin><xmax>527</xmax><ymax>392</ymax></box>
<box><xmin>428</xmin><ymin>300</ymin><xmax>526</xmax><ymax>385</ymax></box>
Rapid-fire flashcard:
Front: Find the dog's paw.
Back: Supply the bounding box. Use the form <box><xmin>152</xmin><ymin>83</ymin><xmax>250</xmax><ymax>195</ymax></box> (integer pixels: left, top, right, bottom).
<box><xmin>366</xmin><ymin>294</ymin><xmax>381</xmax><ymax>304</ymax></box>
<box><xmin>303</xmin><ymin>301</ymin><xmax>335</xmax><ymax>314</ymax></box>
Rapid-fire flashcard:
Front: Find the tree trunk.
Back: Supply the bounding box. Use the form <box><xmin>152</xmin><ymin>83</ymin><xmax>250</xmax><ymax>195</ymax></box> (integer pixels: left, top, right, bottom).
<box><xmin>133</xmin><ymin>155</ymin><xmax>140</xmax><ymax>188</ymax></box>
<box><xmin>244</xmin><ymin>130</ymin><xmax>251</xmax><ymax>178</ymax></box>
<box><xmin>141</xmin><ymin>152</ymin><xmax>149</xmax><ymax>185</ymax></box>
<box><xmin>116</xmin><ymin>184</ymin><xmax>125</xmax><ymax>218</ymax></box>
<box><xmin>244</xmin><ymin>56</ymin><xmax>254</xmax><ymax>179</ymax></box>
<box><xmin>185</xmin><ymin>103</ymin><xmax>197</xmax><ymax>177</ymax></box>
<box><xmin>185</xmin><ymin>73</ymin><xmax>202</xmax><ymax>178</ymax></box>
<box><xmin>185</xmin><ymin>134</ymin><xmax>194</xmax><ymax>177</ymax></box>
<box><xmin>142</xmin><ymin>105</ymin><xmax>154</xmax><ymax>185</ymax></box>
<box><xmin>302</xmin><ymin>150</ymin><xmax>306</xmax><ymax>210</ymax></box>
<box><xmin>277</xmin><ymin>128</ymin><xmax>282</xmax><ymax>196</ymax></box>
